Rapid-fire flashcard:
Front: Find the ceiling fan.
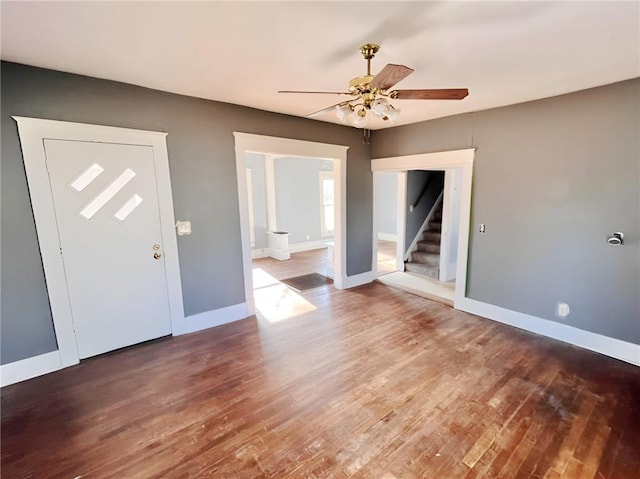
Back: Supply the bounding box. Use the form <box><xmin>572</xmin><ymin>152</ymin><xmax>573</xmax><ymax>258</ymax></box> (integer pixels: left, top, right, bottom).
<box><xmin>278</xmin><ymin>43</ymin><xmax>469</xmax><ymax>129</ymax></box>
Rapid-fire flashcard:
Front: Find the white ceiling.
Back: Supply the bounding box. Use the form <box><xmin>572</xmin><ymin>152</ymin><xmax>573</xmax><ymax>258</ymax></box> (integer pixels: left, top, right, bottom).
<box><xmin>2</xmin><ymin>1</ymin><xmax>639</xmax><ymax>130</ymax></box>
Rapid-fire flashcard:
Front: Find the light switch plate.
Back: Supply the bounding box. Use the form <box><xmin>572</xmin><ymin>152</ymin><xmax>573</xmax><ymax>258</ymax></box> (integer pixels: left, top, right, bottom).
<box><xmin>176</xmin><ymin>220</ymin><xmax>192</xmax><ymax>236</ymax></box>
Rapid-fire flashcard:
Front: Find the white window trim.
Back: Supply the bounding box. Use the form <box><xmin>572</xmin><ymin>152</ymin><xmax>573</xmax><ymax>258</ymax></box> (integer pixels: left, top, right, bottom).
<box><xmin>246</xmin><ymin>168</ymin><xmax>256</xmax><ymax>247</ymax></box>
<box><xmin>319</xmin><ymin>170</ymin><xmax>335</xmax><ymax>237</ymax></box>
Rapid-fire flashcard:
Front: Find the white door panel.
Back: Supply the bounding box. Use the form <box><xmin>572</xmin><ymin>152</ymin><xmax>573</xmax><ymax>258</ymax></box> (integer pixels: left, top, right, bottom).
<box><xmin>44</xmin><ymin>139</ymin><xmax>172</xmax><ymax>359</ymax></box>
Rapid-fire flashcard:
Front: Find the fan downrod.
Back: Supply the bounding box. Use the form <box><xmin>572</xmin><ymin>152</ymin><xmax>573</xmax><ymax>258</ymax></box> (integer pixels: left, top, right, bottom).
<box><xmin>359</xmin><ymin>43</ymin><xmax>380</xmax><ymax>76</ymax></box>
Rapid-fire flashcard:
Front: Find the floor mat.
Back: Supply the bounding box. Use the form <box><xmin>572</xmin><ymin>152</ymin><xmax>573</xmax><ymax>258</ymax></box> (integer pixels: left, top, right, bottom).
<box><xmin>280</xmin><ymin>273</ymin><xmax>333</xmax><ymax>292</ymax></box>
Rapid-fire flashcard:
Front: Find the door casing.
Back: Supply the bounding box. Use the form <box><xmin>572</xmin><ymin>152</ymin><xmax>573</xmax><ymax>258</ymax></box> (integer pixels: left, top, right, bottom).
<box><xmin>233</xmin><ymin>132</ymin><xmax>348</xmax><ymax>315</ymax></box>
<box><xmin>14</xmin><ymin>117</ymin><xmax>185</xmax><ymax>368</ymax></box>
<box><xmin>371</xmin><ymin>148</ymin><xmax>475</xmax><ymax>308</ymax></box>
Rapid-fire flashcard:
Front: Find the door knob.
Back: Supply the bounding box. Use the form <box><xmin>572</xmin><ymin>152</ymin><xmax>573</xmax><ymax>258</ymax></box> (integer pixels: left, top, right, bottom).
<box><xmin>153</xmin><ymin>252</ymin><xmax>162</xmax><ymax>260</ymax></box>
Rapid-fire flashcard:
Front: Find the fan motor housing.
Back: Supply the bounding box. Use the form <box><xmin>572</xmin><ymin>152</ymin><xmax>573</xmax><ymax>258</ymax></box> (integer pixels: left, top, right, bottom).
<box><xmin>349</xmin><ymin>75</ymin><xmax>374</xmax><ymax>92</ymax></box>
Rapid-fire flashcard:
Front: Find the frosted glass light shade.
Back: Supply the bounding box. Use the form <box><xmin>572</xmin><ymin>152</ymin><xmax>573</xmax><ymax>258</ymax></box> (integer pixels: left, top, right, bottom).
<box><xmin>385</xmin><ymin>105</ymin><xmax>400</xmax><ymax>123</ymax></box>
<box><xmin>352</xmin><ymin>108</ymin><xmax>367</xmax><ymax>128</ymax></box>
<box><xmin>335</xmin><ymin>104</ymin><xmax>352</xmax><ymax>121</ymax></box>
<box><xmin>371</xmin><ymin>98</ymin><xmax>390</xmax><ymax>117</ymax></box>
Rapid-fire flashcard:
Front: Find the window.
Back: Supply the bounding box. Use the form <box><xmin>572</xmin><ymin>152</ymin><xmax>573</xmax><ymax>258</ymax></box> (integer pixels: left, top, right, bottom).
<box><xmin>319</xmin><ymin>171</ymin><xmax>334</xmax><ymax>236</ymax></box>
<box><xmin>246</xmin><ymin>168</ymin><xmax>256</xmax><ymax>247</ymax></box>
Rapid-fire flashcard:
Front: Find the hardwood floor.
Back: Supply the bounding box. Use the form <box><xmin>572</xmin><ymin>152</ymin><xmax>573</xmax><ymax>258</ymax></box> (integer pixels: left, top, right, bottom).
<box><xmin>377</xmin><ymin>240</ymin><xmax>398</xmax><ymax>276</ymax></box>
<box><xmin>2</xmin><ymin>282</ymin><xmax>639</xmax><ymax>478</ymax></box>
<box><xmin>253</xmin><ymin>248</ymin><xmax>331</xmax><ymax>281</ymax></box>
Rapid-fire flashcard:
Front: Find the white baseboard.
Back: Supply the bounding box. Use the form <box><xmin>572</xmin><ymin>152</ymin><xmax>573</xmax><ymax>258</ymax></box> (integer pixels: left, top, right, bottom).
<box><xmin>341</xmin><ymin>270</ymin><xmax>377</xmax><ymax>289</ymax></box>
<box><xmin>1</xmin><ymin>303</ymin><xmax>252</xmax><ymax>386</ymax></box>
<box><xmin>377</xmin><ymin>232</ymin><xmax>397</xmax><ymax>242</ymax></box>
<box><xmin>252</xmin><ymin>241</ymin><xmax>329</xmax><ymax>260</ymax></box>
<box><xmin>174</xmin><ymin>302</ymin><xmax>250</xmax><ymax>335</ymax></box>
<box><xmin>251</xmin><ymin>248</ymin><xmax>269</xmax><ymax>259</ymax></box>
<box><xmin>1</xmin><ymin>350</ymin><xmax>62</xmax><ymax>387</ymax></box>
<box><xmin>288</xmin><ymin>240</ymin><xmax>330</xmax><ymax>254</ymax></box>
<box><xmin>456</xmin><ymin>297</ymin><xmax>640</xmax><ymax>367</ymax></box>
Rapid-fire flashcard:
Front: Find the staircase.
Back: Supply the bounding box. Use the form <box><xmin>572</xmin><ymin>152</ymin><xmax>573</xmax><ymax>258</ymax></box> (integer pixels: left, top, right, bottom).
<box><xmin>405</xmin><ymin>201</ymin><xmax>442</xmax><ymax>279</ymax></box>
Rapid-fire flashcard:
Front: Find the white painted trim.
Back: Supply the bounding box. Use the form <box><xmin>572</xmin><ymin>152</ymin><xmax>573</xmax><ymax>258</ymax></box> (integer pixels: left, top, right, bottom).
<box><xmin>13</xmin><ymin>117</ymin><xmax>185</xmax><ymax>367</ymax></box>
<box><xmin>405</xmin><ymin>192</ymin><xmax>443</xmax><ymax>262</ymax></box>
<box><xmin>174</xmin><ymin>303</ymin><xmax>250</xmax><ymax>335</ymax></box>
<box><xmin>264</xmin><ymin>155</ymin><xmax>277</xmax><ymax>232</ymax></box>
<box><xmin>342</xmin><ymin>271</ymin><xmax>377</xmax><ymax>289</ymax></box>
<box><xmin>371</xmin><ymin>148</ymin><xmax>475</xmax><ymax>172</ymax></box>
<box><xmin>440</xmin><ymin>171</ymin><xmax>452</xmax><ymax>281</ymax></box>
<box><xmin>372</xmin><ymin>172</ymin><xmax>379</xmax><ymax>274</ymax></box>
<box><xmin>246</xmin><ymin>168</ymin><xmax>256</xmax><ymax>247</ymax></box>
<box><xmin>234</xmin><ymin>132</ymin><xmax>349</xmax><ymax>312</ymax></box>
<box><xmin>457</xmin><ymin>298</ymin><xmax>640</xmax><ymax>367</ymax></box>
<box><xmin>268</xmin><ymin>249</ymin><xmax>290</xmax><ymax>261</ymax></box>
<box><xmin>377</xmin><ymin>232</ymin><xmax>397</xmax><ymax>242</ymax></box>
<box><xmin>252</xmin><ymin>248</ymin><xmax>270</xmax><ymax>259</ymax></box>
<box><xmin>1</xmin><ymin>351</ymin><xmax>62</xmax><ymax>387</ymax></box>
<box><xmin>288</xmin><ymin>239</ymin><xmax>331</xmax><ymax>254</ymax></box>
<box><xmin>371</xmin><ymin>148</ymin><xmax>475</xmax><ymax>308</ymax></box>
<box><xmin>396</xmin><ymin>173</ymin><xmax>408</xmax><ymax>272</ymax></box>
<box><xmin>319</xmin><ymin>170</ymin><xmax>335</xmax><ymax>236</ymax></box>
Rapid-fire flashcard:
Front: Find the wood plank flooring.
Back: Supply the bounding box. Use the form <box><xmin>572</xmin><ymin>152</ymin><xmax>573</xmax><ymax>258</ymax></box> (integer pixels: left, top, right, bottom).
<box><xmin>2</xmin><ymin>279</ymin><xmax>639</xmax><ymax>478</ymax></box>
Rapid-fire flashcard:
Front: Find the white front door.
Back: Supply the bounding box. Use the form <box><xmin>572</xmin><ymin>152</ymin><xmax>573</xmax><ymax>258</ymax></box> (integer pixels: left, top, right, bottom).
<box><xmin>44</xmin><ymin>139</ymin><xmax>172</xmax><ymax>359</ymax></box>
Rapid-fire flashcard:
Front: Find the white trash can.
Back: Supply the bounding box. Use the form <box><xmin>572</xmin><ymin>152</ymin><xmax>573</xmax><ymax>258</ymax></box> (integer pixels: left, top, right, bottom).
<box><xmin>267</xmin><ymin>231</ymin><xmax>290</xmax><ymax>260</ymax></box>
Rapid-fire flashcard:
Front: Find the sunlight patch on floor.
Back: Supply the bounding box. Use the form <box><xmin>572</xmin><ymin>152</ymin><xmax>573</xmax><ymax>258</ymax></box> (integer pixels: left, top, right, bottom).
<box><xmin>253</xmin><ymin>267</ymin><xmax>317</xmax><ymax>323</ymax></box>
<box><xmin>254</xmin><ymin>284</ymin><xmax>317</xmax><ymax>323</ymax></box>
<box><xmin>252</xmin><ymin>267</ymin><xmax>281</xmax><ymax>289</ymax></box>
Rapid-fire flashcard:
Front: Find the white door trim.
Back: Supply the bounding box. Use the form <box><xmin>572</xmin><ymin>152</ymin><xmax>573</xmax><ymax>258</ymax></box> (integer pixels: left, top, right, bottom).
<box><xmin>13</xmin><ymin>117</ymin><xmax>185</xmax><ymax>368</ymax></box>
<box><xmin>234</xmin><ymin>132</ymin><xmax>349</xmax><ymax>315</ymax></box>
<box><xmin>395</xmin><ymin>172</ymin><xmax>408</xmax><ymax>272</ymax></box>
<box><xmin>371</xmin><ymin>148</ymin><xmax>475</xmax><ymax>307</ymax></box>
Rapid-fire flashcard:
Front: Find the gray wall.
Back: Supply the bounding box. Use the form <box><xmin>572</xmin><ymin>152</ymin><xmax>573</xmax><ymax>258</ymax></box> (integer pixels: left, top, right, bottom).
<box><xmin>0</xmin><ymin>61</ymin><xmax>373</xmax><ymax>364</ymax></box>
<box><xmin>274</xmin><ymin>157</ymin><xmax>333</xmax><ymax>244</ymax></box>
<box><xmin>245</xmin><ymin>153</ymin><xmax>268</xmax><ymax>249</ymax></box>
<box><xmin>405</xmin><ymin>171</ymin><xmax>444</xmax><ymax>252</ymax></box>
<box><xmin>374</xmin><ymin>172</ymin><xmax>398</xmax><ymax>236</ymax></box>
<box><xmin>372</xmin><ymin>78</ymin><xmax>640</xmax><ymax>344</ymax></box>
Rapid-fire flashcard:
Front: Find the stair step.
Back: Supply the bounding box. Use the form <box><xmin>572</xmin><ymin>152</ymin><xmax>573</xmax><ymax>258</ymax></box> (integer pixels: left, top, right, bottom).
<box><xmin>417</xmin><ymin>241</ymin><xmax>440</xmax><ymax>253</ymax></box>
<box><xmin>409</xmin><ymin>251</ymin><xmax>440</xmax><ymax>266</ymax></box>
<box><xmin>422</xmin><ymin>231</ymin><xmax>441</xmax><ymax>242</ymax></box>
<box><xmin>427</xmin><ymin>221</ymin><xmax>441</xmax><ymax>232</ymax></box>
<box><xmin>405</xmin><ymin>262</ymin><xmax>439</xmax><ymax>279</ymax></box>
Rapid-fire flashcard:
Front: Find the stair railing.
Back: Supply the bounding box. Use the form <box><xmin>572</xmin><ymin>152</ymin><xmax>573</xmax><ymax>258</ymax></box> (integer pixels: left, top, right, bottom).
<box><xmin>404</xmin><ymin>190</ymin><xmax>444</xmax><ymax>261</ymax></box>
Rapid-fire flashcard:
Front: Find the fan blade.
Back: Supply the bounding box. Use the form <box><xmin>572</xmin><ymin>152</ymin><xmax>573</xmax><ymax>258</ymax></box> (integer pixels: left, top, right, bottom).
<box><xmin>392</xmin><ymin>89</ymin><xmax>469</xmax><ymax>100</ymax></box>
<box><xmin>307</xmin><ymin>101</ymin><xmax>345</xmax><ymax>118</ymax></box>
<box><xmin>370</xmin><ymin>64</ymin><xmax>414</xmax><ymax>90</ymax></box>
<box><xmin>279</xmin><ymin>90</ymin><xmax>350</xmax><ymax>95</ymax></box>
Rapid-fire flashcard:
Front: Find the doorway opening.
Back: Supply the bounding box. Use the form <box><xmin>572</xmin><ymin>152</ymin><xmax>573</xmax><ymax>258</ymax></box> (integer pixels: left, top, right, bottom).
<box><xmin>371</xmin><ymin>149</ymin><xmax>474</xmax><ymax>308</ymax></box>
<box><xmin>234</xmin><ymin>133</ymin><xmax>348</xmax><ymax>318</ymax></box>
<box><xmin>245</xmin><ymin>152</ymin><xmax>336</xmax><ymax>322</ymax></box>
<box><xmin>374</xmin><ymin>172</ymin><xmax>402</xmax><ymax>277</ymax></box>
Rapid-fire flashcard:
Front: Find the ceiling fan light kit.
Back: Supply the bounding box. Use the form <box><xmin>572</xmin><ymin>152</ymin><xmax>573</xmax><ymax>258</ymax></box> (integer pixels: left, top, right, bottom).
<box><xmin>278</xmin><ymin>43</ymin><xmax>469</xmax><ymax>129</ymax></box>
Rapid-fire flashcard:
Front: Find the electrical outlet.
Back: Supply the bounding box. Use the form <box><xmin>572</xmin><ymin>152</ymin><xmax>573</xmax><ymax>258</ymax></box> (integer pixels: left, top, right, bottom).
<box><xmin>556</xmin><ymin>302</ymin><xmax>570</xmax><ymax>318</ymax></box>
<box><xmin>479</xmin><ymin>224</ymin><xmax>485</xmax><ymax>233</ymax></box>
